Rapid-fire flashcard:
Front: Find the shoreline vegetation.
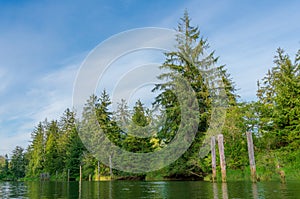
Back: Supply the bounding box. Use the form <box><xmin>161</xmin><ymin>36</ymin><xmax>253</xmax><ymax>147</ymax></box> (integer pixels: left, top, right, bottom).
<box><xmin>3</xmin><ymin>165</ymin><xmax>300</xmax><ymax>182</ymax></box>
<box><xmin>1</xmin><ymin>11</ymin><xmax>299</xmax><ymax>183</ymax></box>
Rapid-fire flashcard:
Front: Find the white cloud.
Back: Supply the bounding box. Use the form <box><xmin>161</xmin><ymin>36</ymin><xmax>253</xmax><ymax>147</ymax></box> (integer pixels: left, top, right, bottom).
<box><xmin>1</xmin><ymin>0</ymin><xmax>300</xmax><ymax>155</ymax></box>
<box><xmin>0</xmin><ymin>54</ymin><xmax>82</xmax><ymax>155</ymax></box>
<box><xmin>30</xmin><ymin>61</ymin><xmax>80</xmax><ymax>122</ymax></box>
<box><xmin>0</xmin><ymin>132</ymin><xmax>31</xmax><ymax>157</ymax></box>
<box><xmin>158</xmin><ymin>1</ymin><xmax>300</xmax><ymax>102</ymax></box>
<box><xmin>185</xmin><ymin>0</ymin><xmax>300</xmax><ymax>101</ymax></box>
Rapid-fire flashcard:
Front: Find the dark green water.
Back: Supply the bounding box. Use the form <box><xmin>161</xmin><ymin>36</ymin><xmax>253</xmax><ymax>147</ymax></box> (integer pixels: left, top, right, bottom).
<box><xmin>0</xmin><ymin>180</ymin><xmax>299</xmax><ymax>199</ymax></box>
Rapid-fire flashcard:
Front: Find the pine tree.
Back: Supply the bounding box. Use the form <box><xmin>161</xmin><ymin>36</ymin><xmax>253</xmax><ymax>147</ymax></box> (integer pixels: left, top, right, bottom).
<box><xmin>153</xmin><ymin>10</ymin><xmax>236</xmax><ymax>177</ymax></box>
<box><xmin>114</xmin><ymin>99</ymin><xmax>131</xmax><ymax>131</ymax></box>
<box><xmin>58</xmin><ymin>108</ymin><xmax>85</xmax><ymax>179</ymax></box>
<box><xmin>10</xmin><ymin>146</ymin><xmax>26</xmax><ymax>180</ymax></box>
<box><xmin>96</xmin><ymin>90</ymin><xmax>122</xmax><ymax>146</ymax></box>
<box><xmin>65</xmin><ymin>128</ymin><xmax>85</xmax><ymax>179</ymax></box>
<box><xmin>58</xmin><ymin>108</ymin><xmax>78</xmax><ymax>175</ymax></box>
<box><xmin>79</xmin><ymin>92</ymin><xmax>119</xmax><ymax>177</ymax></box>
<box><xmin>0</xmin><ymin>154</ymin><xmax>11</xmax><ymax>180</ymax></box>
<box><xmin>123</xmin><ymin>100</ymin><xmax>153</xmax><ymax>153</ymax></box>
<box><xmin>44</xmin><ymin>120</ymin><xmax>61</xmax><ymax>175</ymax></box>
<box><xmin>257</xmin><ymin>48</ymin><xmax>300</xmax><ymax>149</ymax></box>
<box><xmin>27</xmin><ymin>122</ymin><xmax>46</xmax><ymax>177</ymax></box>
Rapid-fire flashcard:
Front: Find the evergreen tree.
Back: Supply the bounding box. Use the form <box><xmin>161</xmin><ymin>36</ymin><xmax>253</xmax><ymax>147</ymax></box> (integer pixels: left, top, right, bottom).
<box><xmin>58</xmin><ymin>108</ymin><xmax>78</xmax><ymax>175</ymax></box>
<box><xmin>0</xmin><ymin>154</ymin><xmax>10</xmax><ymax>180</ymax></box>
<box><xmin>114</xmin><ymin>99</ymin><xmax>131</xmax><ymax>132</ymax></box>
<box><xmin>153</xmin><ymin>10</ymin><xmax>236</xmax><ymax>177</ymax></box>
<box><xmin>95</xmin><ymin>90</ymin><xmax>122</xmax><ymax>147</ymax></box>
<box><xmin>44</xmin><ymin>120</ymin><xmax>61</xmax><ymax>175</ymax></box>
<box><xmin>81</xmin><ymin>152</ymin><xmax>97</xmax><ymax>180</ymax></box>
<box><xmin>62</xmin><ymin>109</ymin><xmax>85</xmax><ymax>179</ymax></box>
<box><xmin>10</xmin><ymin>146</ymin><xmax>26</xmax><ymax>180</ymax></box>
<box><xmin>257</xmin><ymin>48</ymin><xmax>300</xmax><ymax>149</ymax></box>
<box><xmin>65</xmin><ymin>128</ymin><xmax>85</xmax><ymax>179</ymax></box>
<box><xmin>123</xmin><ymin>100</ymin><xmax>153</xmax><ymax>153</ymax></box>
<box><xmin>79</xmin><ymin>93</ymin><xmax>115</xmax><ymax>177</ymax></box>
<box><xmin>0</xmin><ymin>155</ymin><xmax>5</xmax><ymax>179</ymax></box>
<box><xmin>27</xmin><ymin>122</ymin><xmax>46</xmax><ymax>177</ymax></box>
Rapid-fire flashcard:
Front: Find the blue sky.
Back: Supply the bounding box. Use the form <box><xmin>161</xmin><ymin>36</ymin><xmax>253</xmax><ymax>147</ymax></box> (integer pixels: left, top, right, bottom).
<box><xmin>0</xmin><ymin>0</ymin><xmax>299</xmax><ymax>155</ymax></box>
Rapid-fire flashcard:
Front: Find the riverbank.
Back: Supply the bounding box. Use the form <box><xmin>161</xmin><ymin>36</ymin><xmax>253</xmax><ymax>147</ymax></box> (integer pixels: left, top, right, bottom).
<box><xmin>200</xmin><ymin>165</ymin><xmax>300</xmax><ymax>183</ymax></box>
<box><xmin>3</xmin><ymin>168</ymin><xmax>300</xmax><ymax>183</ymax></box>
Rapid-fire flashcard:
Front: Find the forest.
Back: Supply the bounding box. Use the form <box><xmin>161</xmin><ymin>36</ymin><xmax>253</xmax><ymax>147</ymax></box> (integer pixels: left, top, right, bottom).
<box><xmin>1</xmin><ymin>12</ymin><xmax>299</xmax><ymax>182</ymax></box>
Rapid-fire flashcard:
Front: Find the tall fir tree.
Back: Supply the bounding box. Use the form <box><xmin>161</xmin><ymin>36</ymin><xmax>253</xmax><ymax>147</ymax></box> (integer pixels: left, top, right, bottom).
<box><xmin>153</xmin><ymin>10</ymin><xmax>236</xmax><ymax>177</ymax></box>
<box><xmin>123</xmin><ymin>100</ymin><xmax>153</xmax><ymax>153</ymax></box>
<box><xmin>44</xmin><ymin>120</ymin><xmax>61</xmax><ymax>175</ymax></box>
<box><xmin>27</xmin><ymin>122</ymin><xmax>46</xmax><ymax>177</ymax></box>
<box><xmin>257</xmin><ymin>48</ymin><xmax>300</xmax><ymax>149</ymax></box>
<box><xmin>10</xmin><ymin>146</ymin><xmax>26</xmax><ymax>180</ymax></box>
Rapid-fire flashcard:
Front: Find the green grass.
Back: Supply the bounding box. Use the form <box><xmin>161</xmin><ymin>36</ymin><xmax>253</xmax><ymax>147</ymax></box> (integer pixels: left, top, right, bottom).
<box><xmin>204</xmin><ymin>164</ymin><xmax>300</xmax><ymax>183</ymax></box>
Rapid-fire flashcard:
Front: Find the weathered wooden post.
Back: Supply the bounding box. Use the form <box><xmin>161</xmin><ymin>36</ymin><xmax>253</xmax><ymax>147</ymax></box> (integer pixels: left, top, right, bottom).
<box><xmin>67</xmin><ymin>169</ymin><xmax>70</xmax><ymax>182</ymax></box>
<box><xmin>98</xmin><ymin>161</ymin><xmax>100</xmax><ymax>181</ymax></box>
<box><xmin>217</xmin><ymin>134</ymin><xmax>226</xmax><ymax>182</ymax></box>
<box><xmin>246</xmin><ymin>132</ymin><xmax>257</xmax><ymax>182</ymax></box>
<box><xmin>276</xmin><ymin>164</ymin><xmax>286</xmax><ymax>184</ymax></box>
<box><xmin>80</xmin><ymin>165</ymin><xmax>82</xmax><ymax>182</ymax></box>
<box><xmin>109</xmin><ymin>155</ymin><xmax>113</xmax><ymax>179</ymax></box>
<box><xmin>211</xmin><ymin>136</ymin><xmax>217</xmax><ymax>182</ymax></box>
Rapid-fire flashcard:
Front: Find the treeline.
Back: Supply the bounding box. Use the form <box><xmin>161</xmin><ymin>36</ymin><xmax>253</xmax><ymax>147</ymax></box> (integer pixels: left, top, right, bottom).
<box><xmin>1</xmin><ymin>11</ymin><xmax>299</xmax><ymax>181</ymax></box>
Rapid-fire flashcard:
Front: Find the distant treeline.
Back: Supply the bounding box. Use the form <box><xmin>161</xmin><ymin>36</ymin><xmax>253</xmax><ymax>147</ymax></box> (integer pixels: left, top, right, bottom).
<box><xmin>1</xmin><ymin>11</ymin><xmax>299</xmax><ymax>181</ymax></box>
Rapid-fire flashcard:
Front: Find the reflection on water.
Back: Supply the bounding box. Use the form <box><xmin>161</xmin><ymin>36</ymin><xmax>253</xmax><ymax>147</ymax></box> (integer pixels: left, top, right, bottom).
<box><xmin>0</xmin><ymin>180</ymin><xmax>299</xmax><ymax>198</ymax></box>
<box><xmin>213</xmin><ymin>182</ymin><xmax>218</xmax><ymax>199</ymax></box>
<box><xmin>252</xmin><ymin>182</ymin><xmax>259</xmax><ymax>198</ymax></box>
<box><xmin>221</xmin><ymin>183</ymin><xmax>228</xmax><ymax>199</ymax></box>
<box><xmin>0</xmin><ymin>181</ymin><xmax>27</xmax><ymax>198</ymax></box>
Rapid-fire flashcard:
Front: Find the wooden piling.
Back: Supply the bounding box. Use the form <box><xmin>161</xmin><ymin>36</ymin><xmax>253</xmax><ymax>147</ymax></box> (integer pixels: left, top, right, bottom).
<box><xmin>217</xmin><ymin>134</ymin><xmax>226</xmax><ymax>182</ymax></box>
<box><xmin>109</xmin><ymin>155</ymin><xmax>113</xmax><ymax>179</ymax></box>
<box><xmin>98</xmin><ymin>161</ymin><xmax>100</xmax><ymax>181</ymax></box>
<box><xmin>79</xmin><ymin>165</ymin><xmax>82</xmax><ymax>182</ymax></box>
<box><xmin>246</xmin><ymin>132</ymin><xmax>257</xmax><ymax>182</ymax></box>
<box><xmin>67</xmin><ymin>169</ymin><xmax>70</xmax><ymax>182</ymax></box>
<box><xmin>211</xmin><ymin>136</ymin><xmax>217</xmax><ymax>182</ymax></box>
<box><xmin>276</xmin><ymin>165</ymin><xmax>286</xmax><ymax>184</ymax></box>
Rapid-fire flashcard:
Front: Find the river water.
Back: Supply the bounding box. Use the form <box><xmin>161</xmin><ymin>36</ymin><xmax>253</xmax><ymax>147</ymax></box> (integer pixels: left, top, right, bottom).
<box><xmin>0</xmin><ymin>180</ymin><xmax>299</xmax><ymax>198</ymax></box>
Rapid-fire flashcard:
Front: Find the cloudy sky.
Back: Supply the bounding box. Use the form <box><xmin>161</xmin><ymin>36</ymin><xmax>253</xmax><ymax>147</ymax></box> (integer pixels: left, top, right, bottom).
<box><xmin>0</xmin><ymin>0</ymin><xmax>299</xmax><ymax>155</ymax></box>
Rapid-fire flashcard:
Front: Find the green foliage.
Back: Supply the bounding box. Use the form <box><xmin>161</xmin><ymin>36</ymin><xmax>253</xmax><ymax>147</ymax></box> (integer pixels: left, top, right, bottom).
<box><xmin>81</xmin><ymin>152</ymin><xmax>97</xmax><ymax>180</ymax></box>
<box><xmin>10</xmin><ymin>146</ymin><xmax>26</xmax><ymax>180</ymax></box>
<box><xmin>1</xmin><ymin>11</ymin><xmax>299</xmax><ymax>182</ymax></box>
<box><xmin>122</xmin><ymin>100</ymin><xmax>153</xmax><ymax>153</ymax></box>
<box><xmin>253</xmin><ymin>48</ymin><xmax>300</xmax><ymax>180</ymax></box>
<box><xmin>0</xmin><ymin>155</ymin><xmax>11</xmax><ymax>180</ymax></box>
<box><xmin>257</xmin><ymin>48</ymin><xmax>300</xmax><ymax>149</ymax></box>
<box><xmin>27</xmin><ymin>122</ymin><xmax>46</xmax><ymax>177</ymax></box>
<box><xmin>23</xmin><ymin>109</ymin><xmax>85</xmax><ymax>180</ymax></box>
<box><xmin>222</xmin><ymin>105</ymin><xmax>248</xmax><ymax>170</ymax></box>
<box><xmin>44</xmin><ymin>120</ymin><xmax>61</xmax><ymax>174</ymax></box>
<box><xmin>151</xmin><ymin>10</ymin><xmax>237</xmax><ymax>178</ymax></box>
<box><xmin>96</xmin><ymin>90</ymin><xmax>122</xmax><ymax>147</ymax></box>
